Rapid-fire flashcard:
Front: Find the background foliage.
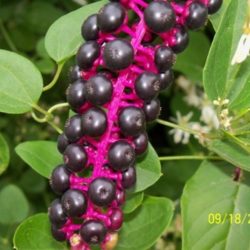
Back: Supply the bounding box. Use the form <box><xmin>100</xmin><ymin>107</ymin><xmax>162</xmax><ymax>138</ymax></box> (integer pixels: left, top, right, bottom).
<box><xmin>0</xmin><ymin>0</ymin><xmax>250</xmax><ymax>249</ymax></box>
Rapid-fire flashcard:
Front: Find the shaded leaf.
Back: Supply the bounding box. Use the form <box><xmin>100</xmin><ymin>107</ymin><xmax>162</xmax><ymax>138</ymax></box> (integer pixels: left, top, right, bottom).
<box><xmin>123</xmin><ymin>192</ymin><xmax>144</xmax><ymax>214</ymax></box>
<box><xmin>0</xmin><ymin>134</ymin><xmax>9</xmax><ymax>175</ymax></box>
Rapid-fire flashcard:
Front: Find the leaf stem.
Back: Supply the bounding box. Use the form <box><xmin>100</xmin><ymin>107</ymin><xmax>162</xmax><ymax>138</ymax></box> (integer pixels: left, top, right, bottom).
<box><xmin>48</xmin><ymin>121</ymin><xmax>63</xmax><ymax>134</ymax></box>
<box><xmin>156</xmin><ymin>119</ymin><xmax>200</xmax><ymax>136</ymax></box>
<box><xmin>159</xmin><ymin>155</ymin><xmax>221</xmax><ymax>161</ymax></box>
<box><xmin>0</xmin><ymin>20</ymin><xmax>18</xmax><ymax>53</ymax></box>
<box><xmin>47</xmin><ymin>102</ymin><xmax>69</xmax><ymax>115</ymax></box>
<box><xmin>43</xmin><ymin>61</ymin><xmax>65</xmax><ymax>92</ymax></box>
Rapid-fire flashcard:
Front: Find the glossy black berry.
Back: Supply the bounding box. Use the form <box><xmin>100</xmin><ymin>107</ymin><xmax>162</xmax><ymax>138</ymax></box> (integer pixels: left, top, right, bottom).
<box><xmin>144</xmin><ymin>1</ymin><xmax>175</xmax><ymax>33</ymax></box>
<box><xmin>76</xmin><ymin>41</ymin><xmax>100</xmax><ymax>70</ymax></box>
<box><xmin>159</xmin><ymin>70</ymin><xmax>174</xmax><ymax>90</ymax></box>
<box><xmin>155</xmin><ymin>46</ymin><xmax>175</xmax><ymax>72</ymax></box>
<box><xmin>57</xmin><ymin>133</ymin><xmax>69</xmax><ymax>154</ymax></box>
<box><xmin>50</xmin><ymin>165</ymin><xmax>70</xmax><ymax>195</ymax></box>
<box><xmin>133</xmin><ymin>132</ymin><xmax>148</xmax><ymax>155</ymax></box>
<box><xmin>118</xmin><ymin>107</ymin><xmax>146</xmax><ymax>137</ymax></box>
<box><xmin>67</xmin><ymin>79</ymin><xmax>87</xmax><ymax>112</ymax></box>
<box><xmin>88</xmin><ymin>177</ymin><xmax>116</xmax><ymax>206</ymax></box>
<box><xmin>69</xmin><ymin>65</ymin><xmax>82</xmax><ymax>82</ymax></box>
<box><xmin>81</xmin><ymin>14</ymin><xmax>99</xmax><ymax>41</ymax></box>
<box><xmin>135</xmin><ymin>72</ymin><xmax>160</xmax><ymax>101</ymax></box>
<box><xmin>64</xmin><ymin>144</ymin><xmax>88</xmax><ymax>172</ymax></box>
<box><xmin>170</xmin><ymin>26</ymin><xmax>189</xmax><ymax>53</ymax></box>
<box><xmin>80</xmin><ymin>220</ymin><xmax>107</xmax><ymax>244</ymax></box>
<box><xmin>51</xmin><ymin>225</ymin><xmax>67</xmax><ymax>241</ymax></box>
<box><xmin>207</xmin><ymin>0</ymin><xmax>222</xmax><ymax>14</ymax></box>
<box><xmin>103</xmin><ymin>39</ymin><xmax>134</xmax><ymax>71</ymax></box>
<box><xmin>109</xmin><ymin>208</ymin><xmax>123</xmax><ymax>231</ymax></box>
<box><xmin>186</xmin><ymin>2</ymin><xmax>208</xmax><ymax>30</ymax></box>
<box><xmin>116</xmin><ymin>189</ymin><xmax>125</xmax><ymax>205</ymax></box>
<box><xmin>86</xmin><ymin>74</ymin><xmax>113</xmax><ymax>105</ymax></box>
<box><xmin>48</xmin><ymin>199</ymin><xmax>67</xmax><ymax>228</ymax></box>
<box><xmin>81</xmin><ymin>107</ymin><xmax>107</xmax><ymax>137</ymax></box>
<box><xmin>64</xmin><ymin>115</ymin><xmax>84</xmax><ymax>143</ymax></box>
<box><xmin>143</xmin><ymin>99</ymin><xmax>161</xmax><ymax>122</ymax></box>
<box><xmin>122</xmin><ymin>165</ymin><xmax>136</xmax><ymax>189</ymax></box>
<box><xmin>108</xmin><ymin>140</ymin><xmax>135</xmax><ymax>171</ymax></box>
<box><xmin>98</xmin><ymin>3</ymin><xmax>125</xmax><ymax>33</ymax></box>
<box><xmin>61</xmin><ymin>189</ymin><xmax>87</xmax><ymax>217</ymax></box>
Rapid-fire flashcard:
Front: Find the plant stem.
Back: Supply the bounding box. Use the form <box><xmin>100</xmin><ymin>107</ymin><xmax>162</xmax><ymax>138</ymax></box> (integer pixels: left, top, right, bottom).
<box><xmin>159</xmin><ymin>155</ymin><xmax>221</xmax><ymax>161</ymax></box>
<box><xmin>48</xmin><ymin>121</ymin><xmax>63</xmax><ymax>134</ymax></box>
<box><xmin>31</xmin><ymin>111</ymin><xmax>47</xmax><ymax>123</ymax></box>
<box><xmin>32</xmin><ymin>103</ymin><xmax>49</xmax><ymax>116</ymax></box>
<box><xmin>47</xmin><ymin>102</ymin><xmax>69</xmax><ymax>115</ymax></box>
<box><xmin>156</xmin><ymin>119</ymin><xmax>200</xmax><ymax>136</ymax></box>
<box><xmin>43</xmin><ymin>61</ymin><xmax>65</xmax><ymax>92</ymax></box>
<box><xmin>0</xmin><ymin>20</ymin><xmax>18</xmax><ymax>53</ymax></box>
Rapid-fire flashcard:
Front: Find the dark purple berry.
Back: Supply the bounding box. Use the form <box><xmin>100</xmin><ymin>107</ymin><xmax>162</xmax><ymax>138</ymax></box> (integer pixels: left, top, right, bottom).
<box><xmin>76</xmin><ymin>41</ymin><xmax>100</xmax><ymax>70</ymax></box>
<box><xmin>103</xmin><ymin>39</ymin><xmax>134</xmax><ymax>71</ymax></box>
<box><xmin>144</xmin><ymin>1</ymin><xmax>175</xmax><ymax>33</ymax></box>
<box><xmin>118</xmin><ymin>106</ymin><xmax>146</xmax><ymax>137</ymax></box>
<box><xmin>64</xmin><ymin>115</ymin><xmax>84</xmax><ymax>143</ymax></box>
<box><xmin>170</xmin><ymin>26</ymin><xmax>189</xmax><ymax>53</ymax></box>
<box><xmin>51</xmin><ymin>225</ymin><xmax>66</xmax><ymax>241</ymax></box>
<box><xmin>88</xmin><ymin>177</ymin><xmax>116</xmax><ymax>206</ymax></box>
<box><xmin>122</xmin><ymin>165</ymin><xmax>136</xmax><ymax>189</ymax></box>
<box><xmin>81</xmin><ymin>107</ymin><xmax>107</xmax><ymax>137</ymax></box>
<box><xmin>64</xmin><ymin>144</ymin><xmax>88</xmax><ymax>172</ymax></box>
<box><xmin>67</xmin><ymin>79</ymin><xmax>87</xmax><ymax>112</ymax></box>
<box><xmin>159</xmin><ymin>70</ymin><xmax>174</xmax><ymax>90</ymax></box>
<box><xmin>57</xmin><ymin>133</ymin><xmax>69</xmax><ymax>154</ymax></box>
<box><xmin>155</xmin><ymin>46</ymin><xmax>175</xmax><ymax>72</ymax></box>
<box><xmin>109</xmin><ymin>208</ymin><xmax>123</xmax><ymax>231</ymax></box>
<box><xmin>143</xmin><ymin>99</ymin><xmax>161</xmax><ymax>122</ymax></box>
<box><xmin>108</xmin><ymin>140</ymin><xmax>135</xmax><ymax>171</ymax></box>
<box><xmin>50</xmin><ymin>165</ymin><xmax>70</xmax><ymax>195</ymax></box>
<box><xmin>69</xmin><ymin>65</ymin><xmax>82</xmax><ymax>82</ymax></box>
<box><xmin>81</xmin><ymin>14</ymin><xmax>99</xmax><ymax>41</ymax></box>
<box><xmin>48</xmin><ymin>199</ymin><xmax>67</xmax><ymax>228</ymax></box>
<box><xmin>86</xmin><ymin>74</ymin><xmax>113</xmax><ymax>105</ymax></box>
<box><xmin>98</xmin><ymin>3</ymin><xmax>125</xmax><ymax>33</ymax></box>
<box><xmin>207</xmin><ymin>0</ymin><xmax>222</xmax><ymax>14</ymax></box>
<box><xmin>61</xmin><ymin>189</ymin><xmax>87</xmax><ymax>217</ymax></box>
<box><xmin>186</xmin><ymin>2</ymin><xmax>208</xmax><ymax>30</ymax></box>
<box><xmin>135</xmin><ymin>72</ymin><xmax>160</xmax><ymax>101</ymax></box>
<box><xmin>116</xmin><ymin>189</ymin><xmax>125</xmax><ymax>205</ymax></box>
<box><xmin>133</xmin><ymin>132</ymin><xmax>148</xmax><ymax>155</ymax></box>
<box><xmin>80</xmin><ymin>220</ymin><xmax>107</xmax><ymax>244</ymax></box>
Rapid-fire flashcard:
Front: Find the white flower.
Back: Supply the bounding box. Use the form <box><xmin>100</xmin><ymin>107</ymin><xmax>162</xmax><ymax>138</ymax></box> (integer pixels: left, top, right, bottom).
<box><xmin>184</xmin><ymin>85</ymin><xmax>202</xmax><ymax>107</ymax></box>
<box><xmin>201</xmin><ymin>105</ymin><xmax>219</xmax><ymax>129</ymax></box>
<box><xmin>231</xmin><ymin>23</ymin><xmax>250</xmax><ymax>65</ymax></box>
<box><xmin>176</xmin><ymin>76</ymin><xmax>191</xmax><ymax>91</ymax></box>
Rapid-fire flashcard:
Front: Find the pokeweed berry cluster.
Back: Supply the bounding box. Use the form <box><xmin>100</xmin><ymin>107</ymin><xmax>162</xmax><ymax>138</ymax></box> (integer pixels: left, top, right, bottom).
<box><xmin>48</xmin><ymin>0</ymin><xmax>222</xmax><ymax>249</ymax></box>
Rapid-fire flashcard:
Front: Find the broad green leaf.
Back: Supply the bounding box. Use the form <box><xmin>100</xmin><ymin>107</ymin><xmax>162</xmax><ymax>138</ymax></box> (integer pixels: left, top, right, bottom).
<box><xmin>134</xmin><ymin>144</ymin><xmax>162</xmax><ymax>193</ymax></box>
<box><xmin>123</xmin><ymin>192</ymin><xmax>144</xmax><ymax>214</ymax></box>
<box><xmin>0</xmin><ymin>184</ymin><xmax>29</xmax><ymax>224</ymax></box>
<box><xmin>209</xmin><ymin>0</ymin><xmax>232</xmax><ymax>31</ymax></box>
<box><xmin>203</xmin><ymin>0</ymin><xmax>247</xmax><ymax>103</ymax></box>
<box><xmin>174</xmin><ymin>32</ymin><xmax>210</xmax><ymax>82</ymax></box>
<box><xmin>182</xmin><ymin>160</ymin><xmax>250</xmax><ymax>250</ymax></box>
<box><xmin>35</xmin><ymin>58</ymin><xmax>55</xmax><ymax>74</ymax></box>
<box><xmin>45</xmin><ymin>0</ymin><xmax>108</xmax><ymax>63</ymax></box>
<box><xmin>13</xmin><ymin>213</ymin><xmax>67</xmax><ymax>250</ymax></box>
<box><xmin>15</xmin><ymin>141</ymin><xmax>62</xmax><ymax>178</ymax></box>
<box><xmin>0</xmin><ymin>134</ymin><xmax>9</xmax><ymax>175</ymax></box>
<box><xmin>0</xmin><ymin>50</ymin><xmax>43</xmax><ymax>114</ymax></box>
<box><xmin>117</xmin><ymin>196</ymin><xmax>174</xmax><ymax>250</ymax></box>
<box><xmin>208</xmin><ymin>139</ymin><xmax>250</xmax><ymax>172</ymax></box>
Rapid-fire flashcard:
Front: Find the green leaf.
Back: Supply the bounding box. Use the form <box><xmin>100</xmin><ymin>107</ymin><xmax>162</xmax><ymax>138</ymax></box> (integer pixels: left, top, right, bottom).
<box><xmin>182</xmin><ymin>160</ymin><xmax>250</xmax><ymax>250</ymax></box>
<box><xmin>117</xmin><ymin>196</ymin><xmax>173</xmax><ymax>250</ymax></box>
<box><xmin>0</xmin><ymin>184</ymin><xmax>29</xmax><ymax>224</ymax></box>
<box><xmin>0</xmin><ymin>50</ymin><xmax>43</xmax><ymax>114</ymax></box>
<box><xmin>45</xmin><ymin>0</ymin><xmax>108</xmax><ymax>63</ymax></box>
<box><xmin>134</xmin><ymin>144</ymin><xmax>162</xmax><ymax>193</ymax></box>
<box><xmin>203</xmin><ymin>0</ymin><xmax>247</xmax><ymax>103</ymax></box>
<box><xmin>123</xmin><ymin>192</ymin><xmax>144</xmax><ymax>214</ymax></box>
<box><xmin>35</xmin><ymin>58</ymin><xmax>55</xmax><ymax>74</ymax></box>
<box><xmin>13</xmin><ymin>213</ymin><xmax>67</xmax><ymax>250</ymax></box>
<box><xmin>174</xmin><ymin>32</ymin><xmax>210</xmax><ymax>82</ymax></box>
<box><xmin>208</xmin><ymin>139</ymin><xmax>250</xmax><ymax>171</ymax></box>
<box><xmin>15</xmin><ymin>141</ymin><xmax>62</xmax><ymax>178</ymax></box>
<box><xmin>0</xmin><ymin>134</ymin><xmax>9</xmax><ymax>175</ymax></box>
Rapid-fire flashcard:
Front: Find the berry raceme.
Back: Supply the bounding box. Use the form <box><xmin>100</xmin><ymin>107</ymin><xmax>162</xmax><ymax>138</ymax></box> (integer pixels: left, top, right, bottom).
<box><xmin>49</xmin><ymin>0</ymin><xmax>222</xmax><ymax>249</ymax></box>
